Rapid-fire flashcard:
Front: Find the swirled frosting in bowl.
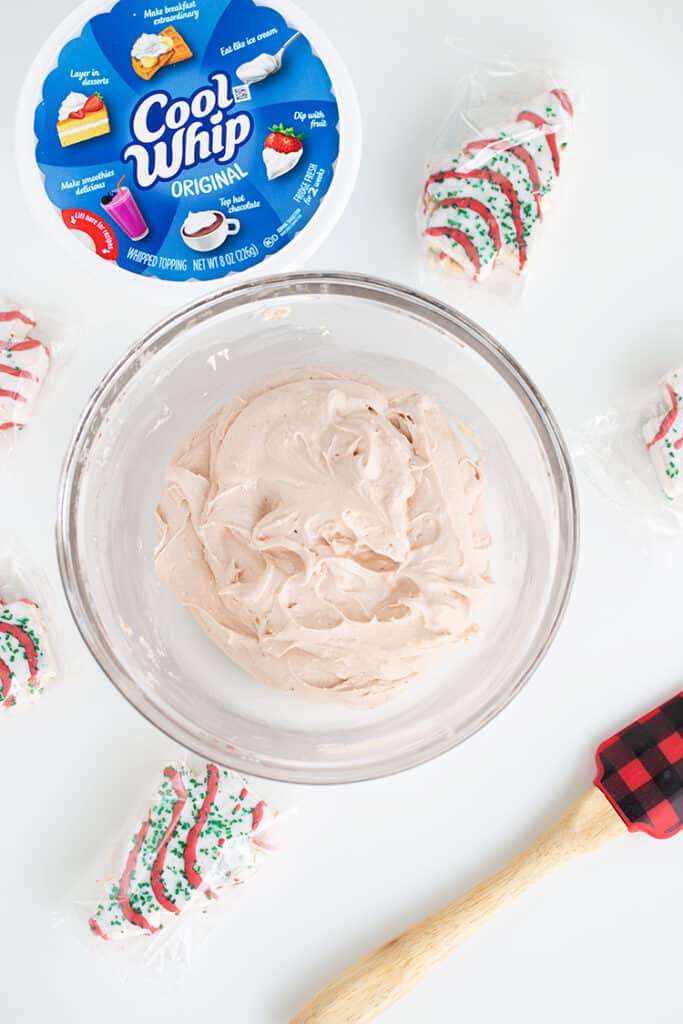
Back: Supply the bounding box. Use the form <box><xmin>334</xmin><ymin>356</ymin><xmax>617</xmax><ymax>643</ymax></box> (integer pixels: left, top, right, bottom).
<box><xmin>155</xmin><ymin>368</ymin><xmax>493</xmax><ymax>707</ymax></box>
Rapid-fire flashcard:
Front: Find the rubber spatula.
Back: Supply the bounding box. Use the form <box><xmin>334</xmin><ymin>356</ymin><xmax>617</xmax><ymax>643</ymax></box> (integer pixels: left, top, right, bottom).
<box><xmin>291</xmin><ymin>692</ymin><xmax>683</xmax><ymax>1024</ymax></box>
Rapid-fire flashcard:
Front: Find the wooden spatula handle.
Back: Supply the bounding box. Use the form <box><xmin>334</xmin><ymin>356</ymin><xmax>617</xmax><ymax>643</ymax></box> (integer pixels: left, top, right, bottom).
<box><xmin>291</xmin><ymin>787</ymin><xmax>625</xmax><ymax>1024</ymax></box>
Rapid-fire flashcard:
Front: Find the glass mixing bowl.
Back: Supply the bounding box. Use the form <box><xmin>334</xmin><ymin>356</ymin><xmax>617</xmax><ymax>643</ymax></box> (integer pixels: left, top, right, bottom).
<box><xmin>57</xmin><ymin>273</ymin><xmax>578</xmax><ymax>783</ymax></box>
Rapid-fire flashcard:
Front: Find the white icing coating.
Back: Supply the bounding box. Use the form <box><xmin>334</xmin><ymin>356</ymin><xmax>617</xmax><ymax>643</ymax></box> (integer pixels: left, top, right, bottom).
<box><xmin>643</xmin><ymin>367</ymin><xmax>683</xmax><ymax>500</ymax></box>
<box><xmin>131</xmin><ymin>33</ymin><xmax>173</xmax><ymax>60</ymax></box>
<box><xmin>57</xmin><ymin>92</ymin><xmax>87</xmax><ymax>122</ymax></box>
<box><xmin>263</xmin><ymin>146</ymin><xmax>303</xmax><ymax>180</ymax></box>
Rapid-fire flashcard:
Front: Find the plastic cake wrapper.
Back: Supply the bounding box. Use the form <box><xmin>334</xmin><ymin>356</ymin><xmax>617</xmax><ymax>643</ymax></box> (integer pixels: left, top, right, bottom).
<box><xmin>0</xmin><ymin>296</ymin><xmax>53</xmax><ymax>450</ymax></box>
<box><xmin>570</xmin><ymin>371</ymin><xmax>683</xmax><ymax>556</ymax></box>
<box><xmin>417</xmin><ymin>57</ymin><xmax>583</xmax><ymax>302</ymax></box>
<box><xmin>60</xmin><ymin>756</ymin><xmax>287</xmax><ymax>976</ymax></box>
<box><xmin>0</xmin><ymin>545</ymin><xmax>58</xmax><ymax>712</ymax></box>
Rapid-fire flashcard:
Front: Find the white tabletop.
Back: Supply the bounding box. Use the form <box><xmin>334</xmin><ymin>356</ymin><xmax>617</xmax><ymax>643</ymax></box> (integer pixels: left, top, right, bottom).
<box><xmin>2</xmin><ymin>0</ymin><xmax>682</xmax><ymax>1021</ymax></box>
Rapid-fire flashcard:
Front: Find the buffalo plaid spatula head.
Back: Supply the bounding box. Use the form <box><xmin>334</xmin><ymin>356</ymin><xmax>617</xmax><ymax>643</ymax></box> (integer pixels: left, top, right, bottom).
<box><xmin>595</xmin><ymin>692</ymin><xmax>683</xmax><ymax>839</ymax></box>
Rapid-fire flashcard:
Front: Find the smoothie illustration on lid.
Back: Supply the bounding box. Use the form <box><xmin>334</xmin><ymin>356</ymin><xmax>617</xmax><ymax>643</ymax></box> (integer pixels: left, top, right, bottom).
<box><xmin>101</xmin><ymin>176</ymin><xmax>149</xmax><ymax>241</ymax></box>
<box><xmin>26</xmin><ymin>0</ymin><xmax>360</xmax><ymax>284</ymax></box>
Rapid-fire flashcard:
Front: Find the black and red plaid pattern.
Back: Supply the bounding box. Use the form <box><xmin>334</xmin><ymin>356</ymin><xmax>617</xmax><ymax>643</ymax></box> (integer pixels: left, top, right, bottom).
<box><xmin>594</xmin><ymin>692</ymin><xmax>683</xmax><ymax>839</ymax></box>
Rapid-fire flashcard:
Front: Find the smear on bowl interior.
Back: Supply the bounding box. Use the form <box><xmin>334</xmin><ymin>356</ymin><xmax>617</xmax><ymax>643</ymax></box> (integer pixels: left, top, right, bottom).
<box><xmin>154</xmin><ymin>368</ymin><xmax>493</xmax><ymax>706</ymax></box>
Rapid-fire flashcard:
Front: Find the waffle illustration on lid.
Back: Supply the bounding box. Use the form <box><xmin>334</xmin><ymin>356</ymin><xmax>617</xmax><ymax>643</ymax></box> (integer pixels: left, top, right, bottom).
<box><xmin>421</xmin><ymin>89</ymin><xmax>574</xmax><ymax>281</ymax></box>
<box><xmin>130</xmin><ymin>27</ymin><xmax>192</xmax><ymax>80</ymax></box>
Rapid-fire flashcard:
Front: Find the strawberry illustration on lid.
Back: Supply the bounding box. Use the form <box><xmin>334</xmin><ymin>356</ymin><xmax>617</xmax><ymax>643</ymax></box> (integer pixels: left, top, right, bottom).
<box><xmin>262</xmin><ymin>123</ymin><xmax>304</xmax><ymax>180</ymax></box>
<box><xmin>69</xmin><ymin>93</ymin><xmax>105</xmax><ymax>119</ymax></box>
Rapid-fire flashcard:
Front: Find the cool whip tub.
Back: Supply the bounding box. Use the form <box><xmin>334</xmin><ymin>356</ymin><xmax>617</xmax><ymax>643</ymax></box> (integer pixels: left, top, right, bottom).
<box><xmin>18</xmin><ymin>0</ymin><xmax>360</xmax><ymax>288</ymax></box>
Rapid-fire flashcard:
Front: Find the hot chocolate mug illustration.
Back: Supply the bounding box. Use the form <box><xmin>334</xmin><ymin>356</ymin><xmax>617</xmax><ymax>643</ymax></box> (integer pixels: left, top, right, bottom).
<box><xmin>100</xmin><ymin>177</ymin><xmax>149</xmax><ymax>241</ymax></box>
<box><xmin>180</xmin><ymin>210</ymin><xmax>240</xmax><ymax>252</ymax></box>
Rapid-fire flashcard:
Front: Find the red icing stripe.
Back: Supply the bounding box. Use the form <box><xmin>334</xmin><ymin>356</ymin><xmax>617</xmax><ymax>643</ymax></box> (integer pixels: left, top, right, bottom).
<box><xmin>0</xmin><ymin>657</ymin><xmax>13</xmax><ymax>703</ymax></box>
<box><xmin>2</xmin><ymin>338</ymin><xmax>49</xmax><ymax>358</ymax></box>
<box><xmin>425</xmin><ymin>226</ymin><xmax>482</xmax><ymax>278</ymax></box>
<box><xmin>516</xmin><ymin>111</ymin><xmax>560</xmax><ymax>176</ymax></box>
<box><xmin>0</xmin><ymin>309</ymin><xmax>36</xmax><ymax>327</ymax></box>
<box><xmin>0</xmin><ymin>389</ymin><xmax>27</xmax><ymax>403</ymax></box>
<box><xmin>674</xmin><ymin>438</ymin><xmax>683</xmax><ymax>450</ymax></box>
<box><xmin>0</xmin><ymin>423</ymin><xmax>24</xmax><ymax>431</ymax></box>
<box><xmin>434</xmin><ymin>196</ymin><xmax>503</xmax><ymax>252</ymax></box>
<box><xmin>184</xmin><ymin>763</ymin><xmax>219</xmax><ymax>894</ymax></box>
<box><xmin>647</xmin><ymin>383</ymin><xmax>679</xmax><ymax>448</ymax></box>
<box><xmin>0</xmin><ymin>364</ymin><xmax>34</xmax><ymax>380</ymax></box>
<box><xmin>424</xmin><ymin>168</ymin><xmax>527</xmax><ymax>269</ymax></box>
<box><xmin>251</xmin><ymin>800</ymin><xmax>266</xmax><ymax>832</ymax></box>
<box><xmin>88</xmin><ymin>917</ymin><xmax>110</xmax><ymax>941</ymax></box>
<box><xmin>118</xmin><ymin>819</ymin><xmax>159</xmax><ymax>934</ymax></box>
<box><xmin>150</xmin><ymin>768</ymin><xmax>188</xmax><ymax>914</ymax></box>
<box><xmin>464</xmin><ymin>138</ymin><xmax>543</xmax><ymax>218</ymax></box>
<box><xmin>550</xmin><ymin>88</ymin><xmax>574</xmax><ymax>117</ymax></box>
<box><xmin>0</xmin><ymin>622</ymin><xmax>39</xmax><ymax>681</ymax></box>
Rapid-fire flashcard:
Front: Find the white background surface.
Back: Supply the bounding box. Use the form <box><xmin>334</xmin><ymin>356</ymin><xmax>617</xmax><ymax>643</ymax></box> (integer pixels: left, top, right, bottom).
<box><xmin>2</xmin><ymin>0</ymin><xmax>682</xmax><ymax>1021</ymax></box>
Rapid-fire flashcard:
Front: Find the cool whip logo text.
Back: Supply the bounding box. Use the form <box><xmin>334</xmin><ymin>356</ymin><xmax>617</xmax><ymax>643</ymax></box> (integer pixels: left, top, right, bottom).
<box><xmin>122</xmin><ymin>73</ymin><xmax>252</xmax><ymax>189</ymax></box>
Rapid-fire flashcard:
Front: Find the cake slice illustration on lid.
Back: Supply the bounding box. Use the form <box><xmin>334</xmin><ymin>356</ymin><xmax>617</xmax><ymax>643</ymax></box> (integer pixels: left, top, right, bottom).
<box><xmin>421</xmin><ymin>88</ymin><xmax>574</xmax><ymax>280</ymax></box>
<box><xmin>56</xmin><ymin>92</ymin><xmax>110</xmax><ymax>147</ymax></box>
<box><xmin>131</xmin><ymin>26</ymin><xmax>192</xmax><ymax>80</ymax></box>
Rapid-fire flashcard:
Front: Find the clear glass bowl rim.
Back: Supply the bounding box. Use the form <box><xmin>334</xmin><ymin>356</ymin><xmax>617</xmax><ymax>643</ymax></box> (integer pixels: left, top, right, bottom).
<box><xmin>56</xmin><ymin>271</ymin><xmax>579</xmax><ymax>785</ymax></box>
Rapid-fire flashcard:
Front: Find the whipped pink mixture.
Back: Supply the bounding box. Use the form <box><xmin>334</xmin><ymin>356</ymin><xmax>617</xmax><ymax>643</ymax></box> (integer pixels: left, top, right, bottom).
<box><xmin>155</xmin><ymin>368</ymin><xmax>493</xmax><ymax>706</ymax></box>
